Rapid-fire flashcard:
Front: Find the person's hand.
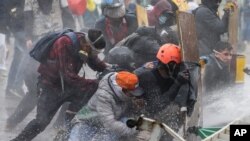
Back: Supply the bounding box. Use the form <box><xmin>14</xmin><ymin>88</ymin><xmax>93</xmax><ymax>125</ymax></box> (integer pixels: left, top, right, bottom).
<box><xmin>224</xmin><ymin>1</ymin><xmax>237</xmax><ymax>13</ymax></box>
<box><xmin>176</xmin><ymin>69</ymin><xmax>190</xmax><ymax>84</ymax></box>
<box><xmin>26</xmin><ymin>39</ymin><xmax>33</xmax><ymax>49</ymax></box>
<box><xmin>136</xmin><ymin>130</ymin><xmax>151</xmax><ymax>141</ymax></box>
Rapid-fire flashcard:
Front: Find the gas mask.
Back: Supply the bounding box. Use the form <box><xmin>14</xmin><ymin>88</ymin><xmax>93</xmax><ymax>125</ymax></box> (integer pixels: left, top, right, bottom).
<box><xmin>158</xmin><ymin>61</ymin><xmax>180</xmax><ymax>79</ymax></box>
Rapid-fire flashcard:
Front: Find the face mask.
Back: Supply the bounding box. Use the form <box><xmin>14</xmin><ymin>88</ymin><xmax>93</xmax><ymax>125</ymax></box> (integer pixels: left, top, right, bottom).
<box><xmin>158</xmin><ymin>12</ymin><xmax>174</xmax><ymax>27</ymax></box>
<box><xmin>159</xmin><ymin>15</ymin><xmax>168</xmax><ymax>25</ymax></box>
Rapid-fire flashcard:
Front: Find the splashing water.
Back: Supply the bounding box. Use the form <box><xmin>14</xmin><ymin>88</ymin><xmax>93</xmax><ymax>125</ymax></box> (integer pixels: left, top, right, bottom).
<box><xmin>203</xmin><ymin>75</ymin><xmax>250</xmax><ymax>127</ymax></box>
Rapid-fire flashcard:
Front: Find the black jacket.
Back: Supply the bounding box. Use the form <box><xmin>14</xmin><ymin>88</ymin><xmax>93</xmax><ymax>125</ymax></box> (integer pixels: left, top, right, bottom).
<box><xmin>194</xmin><ymin>5</ymin><xmax>229</xmax><ymax>56</ymax></box>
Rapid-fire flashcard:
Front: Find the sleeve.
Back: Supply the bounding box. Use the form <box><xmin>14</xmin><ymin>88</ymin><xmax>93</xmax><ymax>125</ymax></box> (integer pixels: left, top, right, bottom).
<box><xmin>196</xmin><ymin>7</ymin><xmax>228</xmax><ymax>34</ymax></box>
<box><xmin>96</xmin><ymin>93</ymin><xmax>137</xmax><ymax>137</ymax></box>
<box><xmin>87</xmin><ymin>55</ymin><xmax>107</xmax><ymax>72</ymax></box>
<box><xmin>55</xmin><ymin>37</ymin><xmax>98</xmax><ymax>91</ymax></box>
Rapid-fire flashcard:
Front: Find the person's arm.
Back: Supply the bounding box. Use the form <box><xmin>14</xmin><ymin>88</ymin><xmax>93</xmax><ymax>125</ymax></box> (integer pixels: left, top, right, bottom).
<box><xmin>55</xmin><ymin>37</ymin><xmax>98</xmax><ymax>91</ymax></box>
<box><xmin>96</xmin><ymin>93</ymin><xmax>137</xmax><ymax>137</ymax></box>
<box><xmin>196</xmin><ymin>7</ymin><xmax>229</xmax><ymax>34</ymax></box>
<box><xmin>87</xmin><ymin>54</ymin><xmax>107</xmax><ymax>72</ymax></box>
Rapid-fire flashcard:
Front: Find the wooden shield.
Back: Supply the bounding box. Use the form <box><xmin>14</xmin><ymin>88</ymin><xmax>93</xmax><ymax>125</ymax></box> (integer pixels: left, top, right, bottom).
<box><xmin>177</xmin><ymin>11</ymin><xmax>202</xmax><ymax>141</ymax></box>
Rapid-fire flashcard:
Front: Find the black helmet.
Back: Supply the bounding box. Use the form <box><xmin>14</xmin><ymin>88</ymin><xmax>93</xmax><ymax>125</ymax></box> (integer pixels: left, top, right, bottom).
<box><xmin>107</xmin><ymin>46</ymin><xmax>135</xmax><ymax>71</ymax></box>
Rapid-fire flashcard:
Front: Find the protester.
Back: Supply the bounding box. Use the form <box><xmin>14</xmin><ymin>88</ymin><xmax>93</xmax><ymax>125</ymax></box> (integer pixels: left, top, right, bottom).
<box><xmin>203</xmin><ymin>41</ymin><xmax>234</xmax><ymax>94</ymax></box>
<box><xmin>10</xmin><ymin>29</ymin><xmax>107</xmax><ymax>141</ymax></box>
<box><xmin>5</xmin><ymin>0</ymin><xmax>26</xmax><ymax>98</ymax></box>
<box><xmin>69</xmin><ymin>71</ymin><xmax>144</xmax><ymax>141</ymax></box>
<box><xmin>95</xmin><ymin>0</ymin><xmax>138</xmax><ymax>55</ymax></box>
<box><xmin>194</xmin><ymin>0</ymin><xmax>231</xmax><ymax>56</ymax></box>
<box><xmin>114</xmin><ymin>0</ymin><xmax>178</xmax><ymax>68</ymax></box>
<box><xmin>5</xmin><ymin>0</ymin><xmax>78</xmax><ymax>131</ymax></box>
<box><xmin>135</xmin><ymin>43</ymin><xmax>192</xmax><ymax>140</ymax></box>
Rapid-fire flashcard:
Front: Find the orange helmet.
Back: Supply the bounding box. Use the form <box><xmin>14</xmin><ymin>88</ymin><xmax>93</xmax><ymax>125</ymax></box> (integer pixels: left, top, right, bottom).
<box><xmin>156</xmin><ymin>43</ymin><xmax>181</xmax><ymax>64</ymax></box>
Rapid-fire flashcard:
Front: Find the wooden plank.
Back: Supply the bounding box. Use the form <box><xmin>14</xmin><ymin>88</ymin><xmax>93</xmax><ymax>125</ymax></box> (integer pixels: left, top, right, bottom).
<box><xmin>176</xmin><ymin>11</ymin><xmax>201</xmax><ymax>141</ymax></box>
<box><xmin>177</xmin><ymin>11</ymin><xmax>199</xmax><ymax>62</ymax></box>
<box><xmin>228</xmin><ymin>4</ymin><xmax>239</xmax><ymax>53</ymax></box>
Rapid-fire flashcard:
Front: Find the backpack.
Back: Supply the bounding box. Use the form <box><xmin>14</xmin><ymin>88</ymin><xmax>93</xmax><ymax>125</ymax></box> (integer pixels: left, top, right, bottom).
<box><xmin>30</xmin><ymin>29</ymin><xmax>80</xmax><ymax>63</ymax></box>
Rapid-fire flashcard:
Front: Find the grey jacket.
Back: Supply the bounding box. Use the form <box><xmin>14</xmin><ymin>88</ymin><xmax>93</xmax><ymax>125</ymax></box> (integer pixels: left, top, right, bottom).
<box><xmin>194</xmin><ymin>5</ymin><xmax>229</xmax><ymax>56</ymax></box>
<box><xmin>76</xmin><ymin>72</ymin><xmax>137</xmax><ymax>137</ymax></box>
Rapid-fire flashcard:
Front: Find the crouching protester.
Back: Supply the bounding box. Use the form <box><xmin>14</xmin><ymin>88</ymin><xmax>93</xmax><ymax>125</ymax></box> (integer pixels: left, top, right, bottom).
<box><xmin>68</xmin><ymin>71</ymin><xmax>145</xmax><ymax>141</ymax></box>
<box><xmin>10</xmin><ymin>29</ymin><xmax>107</xmax><ymax>141</ymax></box>
<box><xmin>203</xmin><ymin>41</ymin><xmax>234</xmax><ymax>95</ymax></box>
<box><xmin>135</xmin><ymin>44</ymin><xmax>196</xmax><ymax>141</ymax></box>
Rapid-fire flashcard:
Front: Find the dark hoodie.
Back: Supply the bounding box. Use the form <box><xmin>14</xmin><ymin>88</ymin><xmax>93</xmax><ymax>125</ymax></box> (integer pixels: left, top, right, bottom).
<box><xmin>147</xmin><ymin>0</ymin><xmax>172</xmax><ymax>26</ymax></box>
<box><xmin>194</xmin><ymin>2</ymin><xmax>229</xmax><ymax>56</ymax></box>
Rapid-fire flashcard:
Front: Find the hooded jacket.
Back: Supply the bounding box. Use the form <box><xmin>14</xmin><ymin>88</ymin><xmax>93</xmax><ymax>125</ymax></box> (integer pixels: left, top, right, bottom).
<box><xmin>194</xmin><ymin>4</ymin><xmax>229</xmax><ymax>56</ymax></box>
<box><xmin>147</xmin><ymin>0</ymin><xmax>172</xmax><ymax>26</ymax></box>
<box><xmin>76</xmin><ymin>72</ymin><xmax>137</xmax><ymax>138</ymax></box>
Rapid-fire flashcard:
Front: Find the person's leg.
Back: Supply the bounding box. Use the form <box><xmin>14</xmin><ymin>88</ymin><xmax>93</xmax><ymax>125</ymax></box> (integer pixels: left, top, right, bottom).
<box><xmin>6</xmin><ymin>31</ymin><xmax>27</xmax><ymax>97</ymax></box>
<box><xmin>5</xmin><ymin>47</ymin><xmax>23</xmax><ymax>95</ymax></box>
<box><xmin>6</xmin><ymin>92</ymin><xmax>37</xmax><ymax>130</ymax></box>
<box><xmin>53</xmin><ymin>102</ymin><xmax>70</xmax><ymax>129</ymax></box>
<box><xmin>65</xmin><ymin>86</ymin><xmax>97</xmax><ymax>126</ymax></box>
<box><xmin>10</xmin><ymin>85</ymin><xmax>63</xmax><ymax>141</ymax></box>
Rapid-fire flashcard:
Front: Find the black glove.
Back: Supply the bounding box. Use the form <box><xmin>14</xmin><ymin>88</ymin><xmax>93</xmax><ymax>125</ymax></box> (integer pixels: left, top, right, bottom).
<box><xmin>176</xmin><ymin>69</ymin><xmax>190</xmax><ymax>84</ymax></box>
<box><xmin>243</xmin><ymin>67</ymin><xmax>250</xmax><ymax>75</ymax></box>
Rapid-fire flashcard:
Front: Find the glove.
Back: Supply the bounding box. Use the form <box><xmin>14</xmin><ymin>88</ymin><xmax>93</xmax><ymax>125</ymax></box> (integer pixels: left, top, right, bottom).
<box><xmin>243</xmin><ymin>67</ymin><xmax>250</xmax><ymax>75</ymax></box>
<box><xmin>136</xmin><ymin>130</ymin><xmax>151</xmax><ymax>141</ymax></box>
<box><xmin>176</xmin><ymin>69</ymin><xmax>190</xmax><ymax>84</ymax></box>
<box><xmin>224</xmin><ymin>1</ymin><xmax>237</xmax><ymax>12</ymax></box>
